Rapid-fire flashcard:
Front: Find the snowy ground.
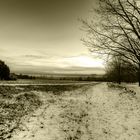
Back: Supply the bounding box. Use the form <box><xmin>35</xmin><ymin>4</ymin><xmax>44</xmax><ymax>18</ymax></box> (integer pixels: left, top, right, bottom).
<box><xmin>124</xmin><ymin>83</ymin><xmax>140</xmax><ymax>100</ymax></box>
<box><xmin>10</xmin><ymin>83</ymin><xmax>140</xmax><ymax>140</ymax></box>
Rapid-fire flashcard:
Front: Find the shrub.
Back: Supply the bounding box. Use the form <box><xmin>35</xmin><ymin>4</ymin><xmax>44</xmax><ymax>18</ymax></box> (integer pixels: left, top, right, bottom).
<box><xmin>0</xmin><ymin>60</ymin><xmax>10</xmax><ymax>80</ymax></box>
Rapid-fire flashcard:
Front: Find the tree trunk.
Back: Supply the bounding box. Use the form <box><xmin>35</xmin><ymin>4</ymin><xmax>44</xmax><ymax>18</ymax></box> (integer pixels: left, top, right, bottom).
<box><xmin>138</xmin><ymin>63</ymin><xmax>140</xmax><ymax>86</ymax></box>
<box><xmin>118</xmin><ymin>63</ymin><xmax>121</xmax><ymax>84</ymax></box>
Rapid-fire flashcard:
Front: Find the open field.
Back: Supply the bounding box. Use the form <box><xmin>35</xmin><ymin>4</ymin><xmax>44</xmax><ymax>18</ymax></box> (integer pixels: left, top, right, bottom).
<box><xmin>0</xmin><ymin>80</ymin><xmax>93</xmax><ymax>140</ymax></box>
<box><xmin>0</xmin><ymin>80</ymin><xmax>140</xmax><ymax>140</ymax></box>
<box><xmin>0</xmin><ymin>79</ymin><xmax>96</xmax><ymax>85</ymax></box>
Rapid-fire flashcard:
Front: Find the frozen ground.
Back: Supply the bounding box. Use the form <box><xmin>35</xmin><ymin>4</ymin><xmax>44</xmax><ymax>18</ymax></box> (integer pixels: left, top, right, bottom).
<box><xmin>124</xmin><ymin>83</ymin><xmax>140</xmax><ymax>100</ymax></box>
<box><xmin>10</xmin><ymin>83</ymin><xmax>140</xmax><ymax>140</ymax></box>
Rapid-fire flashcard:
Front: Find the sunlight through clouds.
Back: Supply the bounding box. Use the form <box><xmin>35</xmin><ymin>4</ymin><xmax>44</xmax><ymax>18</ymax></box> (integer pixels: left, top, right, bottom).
<box><xmin>1</xmin><ymin>54</ymin><xmax>104</xmax><ymax>74</ymax></box>
<box><xmin>62</xmin><ymin>56</ymin><xmax>104</xmax><ymax>68</ymax></box>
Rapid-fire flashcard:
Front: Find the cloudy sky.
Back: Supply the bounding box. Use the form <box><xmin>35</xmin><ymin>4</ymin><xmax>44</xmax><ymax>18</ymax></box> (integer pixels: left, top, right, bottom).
<box><xmin>0</xmin><ymin>0</ymin><xmax>104</xmax><ymax>74</ymax></box>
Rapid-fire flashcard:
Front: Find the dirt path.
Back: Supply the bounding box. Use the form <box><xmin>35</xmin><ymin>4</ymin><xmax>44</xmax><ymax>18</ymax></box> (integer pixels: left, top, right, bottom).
<box><xmin>10</xmin><ymin>83</ymin><xmax>140</xmax><ymax>140</ymax></box>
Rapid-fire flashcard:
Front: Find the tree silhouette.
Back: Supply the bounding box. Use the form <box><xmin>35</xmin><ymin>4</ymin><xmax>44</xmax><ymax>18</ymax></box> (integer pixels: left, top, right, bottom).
<box><xmin>106</xmin><ymin>56</ymin><xmax>137</xmax><ymax>83</ymax></box>
<box><xmin>0</xmin><ymin>60</ymin><xmax>10</xmax><ymax>80</ymax></box>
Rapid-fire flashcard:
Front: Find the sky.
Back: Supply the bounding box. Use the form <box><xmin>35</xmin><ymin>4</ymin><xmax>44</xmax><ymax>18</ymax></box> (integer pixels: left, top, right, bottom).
<box><xmin>0</xmin><ymin>0</ymin><xmax>104</xmax><ymax>74</ymax></box>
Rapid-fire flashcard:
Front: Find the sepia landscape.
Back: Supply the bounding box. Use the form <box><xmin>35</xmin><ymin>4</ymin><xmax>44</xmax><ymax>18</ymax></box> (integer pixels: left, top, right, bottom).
<box><xmin>0</xmin><ymin>0</ymin><xmax>140</xmax><ymax>140</ymax></box>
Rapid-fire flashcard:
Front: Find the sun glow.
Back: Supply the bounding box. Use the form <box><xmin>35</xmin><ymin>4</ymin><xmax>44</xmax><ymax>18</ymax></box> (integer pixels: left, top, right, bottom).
<box><xmin>6</xmin><ymin>54</ymin><xmax>104</xmax><ymax>74</ymax></box>
<box><xmin>63</xmin><ymin>56</ymin><xmax>104</xmax><ymax>68</ymax></box>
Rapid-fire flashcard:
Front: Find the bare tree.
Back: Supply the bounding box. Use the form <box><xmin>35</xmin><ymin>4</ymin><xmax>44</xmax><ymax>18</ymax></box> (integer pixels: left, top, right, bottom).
<box><xmin>106</xmin><ymin>55</ymin><xmax>137</xmax><ymax>83</ymax></box>
<box><xmin>106</xmin><ymin>56</ymin><xmax>122</xmax><ymax>84</ymax></box>
<box><xmin>82</xmin><ymin>0</ymin><xmax>140</xmax><ymax>85</ymax></box>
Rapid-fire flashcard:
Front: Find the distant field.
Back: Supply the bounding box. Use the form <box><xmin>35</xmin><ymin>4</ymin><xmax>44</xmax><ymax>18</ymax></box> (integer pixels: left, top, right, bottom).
<box><xmin>0</xmin><ymin>79</ymin><xmax>96</xmax><ymax>85</ymax></box>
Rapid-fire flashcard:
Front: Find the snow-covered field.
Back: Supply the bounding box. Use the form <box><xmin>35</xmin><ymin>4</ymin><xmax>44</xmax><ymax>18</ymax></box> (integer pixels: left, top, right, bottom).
<box><xmin>124</xmin><ymin>83</ymin><xmax>140</xmax><ymax>100</ymax></box>
<box><xmin>9</xmin><ymin>83</ymin><xmax>140</xmax><ymax>140</ymax></box>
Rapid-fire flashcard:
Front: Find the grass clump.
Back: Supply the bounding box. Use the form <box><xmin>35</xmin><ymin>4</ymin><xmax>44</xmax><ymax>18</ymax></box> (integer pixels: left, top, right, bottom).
<box><xmin>107</xmin><ymin>83</ymin><xmax>136</xmax><ymax>98</ymax></box>
<box><xmin>0</xmin><ymin>86</ymin><xmax>42</xmax><ymax>140</ymax></box>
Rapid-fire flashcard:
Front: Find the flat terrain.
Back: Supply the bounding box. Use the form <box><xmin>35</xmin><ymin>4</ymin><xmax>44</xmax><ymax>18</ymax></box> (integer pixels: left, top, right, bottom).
<box><xmin>0</xmin><ymin>81</ymin><xmax>140</xmax><ymax>140</ymax></box>
<box><xmin>0</xmin><ymin>79</ymin><xmax>95</xmax><ymax>85</ymax></box>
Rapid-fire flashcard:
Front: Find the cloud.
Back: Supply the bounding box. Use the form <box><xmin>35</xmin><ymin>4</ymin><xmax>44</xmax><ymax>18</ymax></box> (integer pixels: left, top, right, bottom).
<box><xmin>24</xmin><ymin>55</ymin><xmax>43</xmax><ymax>59</ymax></box>
<box><xmin>2</xmin><ymin>53</ymin><xmax>104</xmax><ymax>74</ymax></box>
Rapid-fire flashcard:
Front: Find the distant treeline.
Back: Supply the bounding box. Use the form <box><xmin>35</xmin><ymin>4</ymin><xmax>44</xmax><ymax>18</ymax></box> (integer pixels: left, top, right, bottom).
<box><xmin>58</xmin><ymin>76</ymin><xmax>106</xmax><ymax>82</ymax></box>
<box><xmin>10</xmin><ymin>73</ymin><xmax>106</xmax><ymax>82</ymax></box>
<box><xmin>10</xmin><ymin>73</ymin><xmax>36</xmax><ymax>80</ymax></box>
